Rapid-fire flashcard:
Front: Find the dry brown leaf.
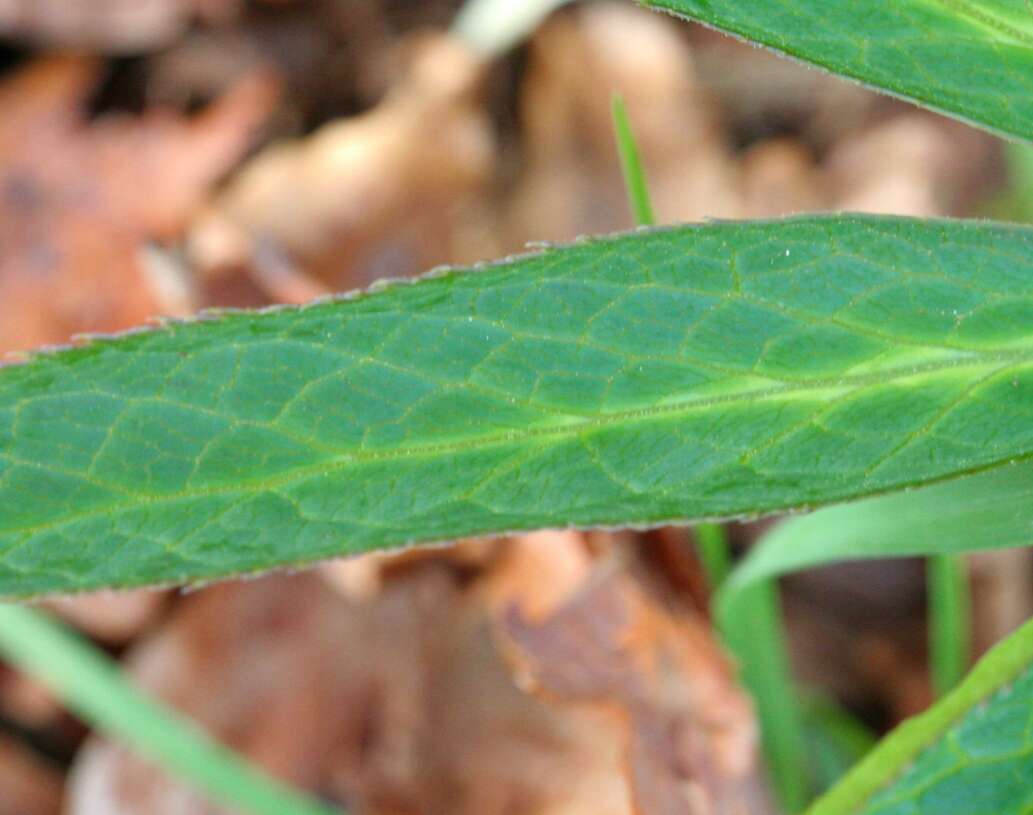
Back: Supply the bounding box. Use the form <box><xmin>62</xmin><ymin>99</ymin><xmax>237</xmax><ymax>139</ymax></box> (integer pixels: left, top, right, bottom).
<box><xmin>738</xmin><ymin>138</ymin><xmax>825</xmax><ymax>218</ymax></box>
<box><xmin>499</xmin><ymin>569</ymin><xmax>769</xmax><ymax>815</ymax></box>
<box><xmin>67</xmin><ymin>569</ymin><xmax>632</xmax><ymax>815</ymax></box>
<box><xmin>0</xmin><ymin>55</ymin><xmax>278</xmax><ymax>355</ymax></box>
<box><xmin>0</xmin><ymin>0</ymin><xmax>241</xmax><ymax>52</ymax></box>
<box><xmin>44</xmin><ymin>591</ymin><xmax>167</xmax><ymax>645</ymax></box>
<box><xmin>479</xmin><ymin>531</ymin><xmax>595</xmax><ymax>622</ymax></box>
<box><xmin>970</xmin><ymin>549</ymin><xmax>1033</xmax><ymax>655</ymax></box>
<box><xmin>189</xmin><ymin>32</ymin><xmax>496</xmax><ymax>292</ymax></box>
<box><xmin>825</xmin><ymin>113</ymin><xmax>997</xmax><ymax>217</ymax></box>
<box><xmin>507</xmin><ymin>1</ymin><xmax>738</xmax><ymax>244</ymax></box>
<box><xmin>0</xmin><ymin>736</ymin><xmax>63</xmax><ymax>815</ymax></box>
<box><xmin>68</xmin><ymin>542</ymin><xmax>765</xmax><ymax>815</ymax></box>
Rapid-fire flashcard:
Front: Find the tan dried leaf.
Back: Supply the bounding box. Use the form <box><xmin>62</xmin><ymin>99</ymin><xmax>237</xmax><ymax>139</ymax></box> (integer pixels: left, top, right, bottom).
<box><xmin>0</xmin><ymin>56</ymin><xmax>277</xmax><ymax>354</ymax></box>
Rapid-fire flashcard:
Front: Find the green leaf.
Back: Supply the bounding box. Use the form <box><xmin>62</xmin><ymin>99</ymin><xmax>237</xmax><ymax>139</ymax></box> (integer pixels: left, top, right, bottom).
<box><xmin>719</xmin><ymin>580</ymin><xmax>811</xmax><ymax>812</ymax></box>
<box><xmin>642</xmin><ymin>0</ymin><xmax>1033</xmax><ymax>142</ymax></box>
<box><xmin>800</xmin><ymin>695</ymin><xmax>878</xmax><ymax>795</ymax></box>
<box><xmin>3</xmin><ymin>214</ymin><xmax>1033</xmax><ymax>597</ymax></box>
<box><xmin>612</xmin><ymin>93</ymin><xmax>657</xmax><ymax>228</ymax></box>
<box><xmin>0</xmin><ymin>604</ymin><xmax>340</xmax><ymax>815</ymax></box>
<box><xmin>726</xmin><ymin>460</ymin><xmax>1033</xmax><ymax>592</ymax></box>
<box><xmin>927</xmin><ymin>553</ymin><xmax>972</xmax><ymax>696</ymax></box>
<box><xmin>809</xmin><ymin>614</ymin><xmax>1033</xmax><ymax>815</ymax></box>
<box><xmin>717</xmin><ymin>458</ymin><xmax>1030</xmax><ymax>811</ymax></box>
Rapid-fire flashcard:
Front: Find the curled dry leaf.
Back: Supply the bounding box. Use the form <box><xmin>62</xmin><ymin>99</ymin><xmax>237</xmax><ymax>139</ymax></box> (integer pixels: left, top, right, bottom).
<box><xmin>497</xmin><ymin>566</ymin><xmax>769</xmax><ymax>815</ymax></box>
<box><xmin>69</xmin><ymin>540</ymin><xmax>764</xmax><ymax>815</ymax></box>
<box><xmin>189</xmin><ymin>32</ymin><xmax>496</xmax><ymax>291</ymax></box>
<box><xmin>0</xmin><ymin>55</ymin><xmax>278</xmax><ymax>355</ymax></box>
<box><xmin>68</xmin><ymin>570</ymin><xmax>629</xmax><ymax>815</ymax></box>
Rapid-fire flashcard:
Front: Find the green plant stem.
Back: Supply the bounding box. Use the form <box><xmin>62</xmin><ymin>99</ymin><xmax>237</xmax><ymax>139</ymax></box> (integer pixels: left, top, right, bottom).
<box><xmin>927</xmin><ymin>554</ymin><xmax>971</xmax><ymax>696</ymax></box>
<box><xmin>611</xmin><ymin>94</ymin><xmax>657</xmax><ymax>227</ymax></box>
<box><xmin>695</xmin><ymin>523</ymin><xmax>733</xmax><ymax>590</ymax></box>
<box><xmin>718</xmin><ymin>582</ymin><xmax>811</xmax><ymax>813</ymax></box>
<box><xmin>0</xmin><ymin>604</ymin><xmax>341</xmax><ymax>815</ymax></box>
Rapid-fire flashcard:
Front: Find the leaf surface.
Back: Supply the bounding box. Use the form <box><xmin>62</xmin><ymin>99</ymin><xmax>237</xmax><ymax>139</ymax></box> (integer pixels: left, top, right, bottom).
<box><xmin>643</xmin><ymin>0</ymin><xmax>1033</xmax><ymax>142</ymax></box>
<box><xmin>3</xmin><ymin>215</ymin><xmax>1033</xmax><ymax>596</ymax></box>
<box><xmin>727</xmin><ymin>461</ymin><xmax>1033</xmax><ymax>592</ymax></box>
<box><xmin>809</xmin><ymin>615</ymin><xmax>1033</xmax><ymax>815</ymax></box>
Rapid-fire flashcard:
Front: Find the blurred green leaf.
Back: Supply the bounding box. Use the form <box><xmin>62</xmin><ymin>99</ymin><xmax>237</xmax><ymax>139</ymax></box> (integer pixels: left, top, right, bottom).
<box><xmin>643</xmin><ymin>0</ymin><xmax>1033</xmax><ymax>142</ymax></box>
<box><xmin>809</xmin><ymin>615</ymin><xmax>1033</xmax><ymax>814</ymax></box>
<box><xmin>726</xmin><ymin>461</ymin><xmax>1033</xmax><ymax>592</ymax></box>
<box><xmin>0</xmin><ymin>604</ymin><xmax>340</xmax><ymax>815</ymax></box>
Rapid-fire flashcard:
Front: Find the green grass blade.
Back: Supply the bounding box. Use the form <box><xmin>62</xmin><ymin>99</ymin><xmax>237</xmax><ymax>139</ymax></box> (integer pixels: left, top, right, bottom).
<box><xmin>725</xmin><ymin>461</ymin><xmax>1033</xmax><ymax>592</ymax></box>
<box><xmin>642</xmin><ymin>0</ymin><xmax>1033</xmax><ymax>142</ymax></box>
<box><xmin>800</xmin><ymin>695</ymin><xmax>877</xmax><ymax>795</ymax></box>
<box><xmin>0</xmin><ymin>604</ymin><xmax>340</xmax><ymax>815</ymax></box>
<box><xmin>695</xmin><ymin>523</ymin><xmax>733</xmax><ymax>590</ymax></box>
<box><xmin>718</xmin><ymin>581</ymin><xmax>810</xmax><ymax>812</ymax></box>
<box><xmin>3</xmin><ymin>215</ymin><xmax>1033</xmax><ymax>597</ymax></box>
<box><xmin>928</xmin><ymin>554</ymin><xmax>971</xmax><ymax>696</ymax></box>
<box><xmin>808</xmin><ymin>614</ymin><xmax>1033</xmax><ymax>815</ymax></box>
<box><xmin>611</xmin><ymin>93</ymin><xmax>657</xmax><ymax>228</ymax></box>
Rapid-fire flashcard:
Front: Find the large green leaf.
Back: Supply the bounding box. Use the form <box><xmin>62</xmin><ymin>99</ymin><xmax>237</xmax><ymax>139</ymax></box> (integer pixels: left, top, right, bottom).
<box><xmin>3</xmin><ymin>215</ymin><xmax>1033</xmax><ymax>597</ymax></box>
<box><xmin>809</xmin><ymin>614</ymin><xmax>1033</xmax><ymax>815</ymax></box>
<box><xmin>643</xmin><ymin>0</ymin><xmax>1033</xmax><ymax>142</ymax></box>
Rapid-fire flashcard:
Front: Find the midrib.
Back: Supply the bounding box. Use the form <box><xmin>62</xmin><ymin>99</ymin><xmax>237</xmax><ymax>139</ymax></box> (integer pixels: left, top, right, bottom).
<box><xmin>4</xmin><ymin>342</ymin><xmax>1033</xmax><ymax>537</ymax></box>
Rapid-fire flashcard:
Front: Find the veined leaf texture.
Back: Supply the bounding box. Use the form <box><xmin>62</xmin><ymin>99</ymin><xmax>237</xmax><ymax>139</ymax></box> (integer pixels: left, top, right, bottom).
<box><xmin>1</xmin><ymin>215</ymin><xmax>1032</xmax><ymax>596</ymax></box>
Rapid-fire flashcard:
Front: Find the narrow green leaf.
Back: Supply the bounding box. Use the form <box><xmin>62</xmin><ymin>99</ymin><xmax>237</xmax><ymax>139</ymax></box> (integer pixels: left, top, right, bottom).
<box><xmin>611</xmin><ymin>93</ymin><xmax>657</xmax><ymax>228</ymax></box>
<box><xmin>0</xmin><ymin>604</ymin><xmax>340</xmax><ymax>815</ymax></box>
<box><xmin>809</xmin><ymin>614</ymin><xmax>1033</xmax><ymax>815</ymax></box>
<box><xmin>642</xmin><ymin>0</ymin><xmax>1033</xmax><ymax>142</ymax></box>
<box><xmin>695</xmin><ymin>522</ymin><xmax>733</xmax><ymax>590</ymax></box>
<box><xmin>718</xmin><ymin>580</ymin><xmax>811</xmax><ymax>813</ymax></box>
<box><xmin>720</xmin><ymin>461</ymin><xmax>1030</xmax><ymax>810</ymax></box>
<box><xmin>609</xmin><ymin>95</ymin><xmax>792</xmax><ymax>813</ymax></box>
<box><xmin>800</xmin><ymin>695</ymin><xmax>877</xmax><ymax>795</ymax></box>
<box><xmin>725</xmin><ymin>461</ymin><xmax>1033</xmax><ymax>592</ymax></box>
<box><xmin>928</xmin><ymin>554</ymin><xmax>971</xmax><ymax>696</ymax></box>
<box><xmin>3</xmin><ymin>215</ymin><xmax>1033</xmax><ymax>597</ymax></box>
<box><xmin>989</xmin><ymin>143</ymin><xmax>1033</xmax><ymax>222</ymax></box>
